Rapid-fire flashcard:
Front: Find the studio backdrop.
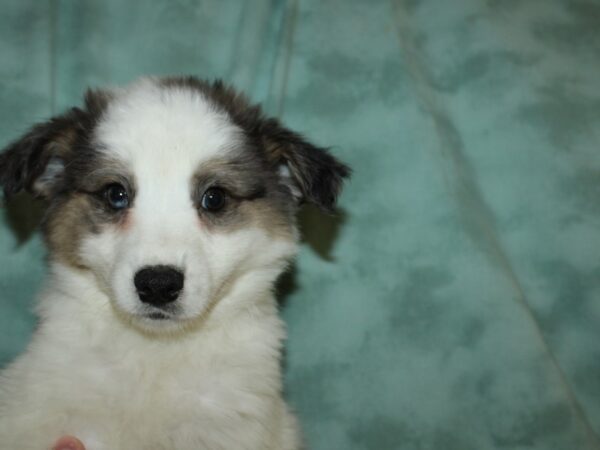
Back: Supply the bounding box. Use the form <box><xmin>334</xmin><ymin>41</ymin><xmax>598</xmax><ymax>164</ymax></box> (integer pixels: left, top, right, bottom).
<box><xmin>1</xmin><ymin>1</ymin><xmax>599</xmax><ymax>449</ymax></box>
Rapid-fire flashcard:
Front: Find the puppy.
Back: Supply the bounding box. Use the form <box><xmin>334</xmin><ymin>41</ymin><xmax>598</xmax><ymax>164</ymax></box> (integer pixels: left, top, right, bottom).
<box><xmin>0</xmin><ymin>77</ymin><xmax>349</xmax><ymax>450</ymax></box>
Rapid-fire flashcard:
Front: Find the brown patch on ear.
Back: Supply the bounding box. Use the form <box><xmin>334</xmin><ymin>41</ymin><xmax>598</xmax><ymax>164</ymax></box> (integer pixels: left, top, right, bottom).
<box><xmin>0</xmin><ymin>87</ymin><xmax>111</xmax><ymax>200</ymax></box>
<box><xmin>0</xmin><ymin>109</ymin><xmax>85</xmax><ymax>198</ymax></box>
<box><xmin>31</xmin><ymin>127</ymin><xmax>79</xmax><ymax>197</ymax></box>
<box><xmin>51</xmin><ymin>127</ymin><xmax>78</xmax><ymax>158</ymax></box>
<box><xmin>257</xmin><ymin>119</ymin><xmax>351</xmax><ymax>211</ymax></box>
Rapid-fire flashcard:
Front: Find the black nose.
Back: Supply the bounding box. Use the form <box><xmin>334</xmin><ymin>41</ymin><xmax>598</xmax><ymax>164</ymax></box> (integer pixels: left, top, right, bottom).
<box><xmin>134</xmin><ymin>266</ymin><xmax>184</xmax><ymax>306</ymax></box>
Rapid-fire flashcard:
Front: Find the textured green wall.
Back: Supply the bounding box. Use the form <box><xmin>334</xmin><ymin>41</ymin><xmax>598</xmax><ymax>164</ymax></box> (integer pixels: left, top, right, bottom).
<box><xmin>1</xmin><ymin>1</ymin><xmax>600</xmax><ymax>449</ymax></box>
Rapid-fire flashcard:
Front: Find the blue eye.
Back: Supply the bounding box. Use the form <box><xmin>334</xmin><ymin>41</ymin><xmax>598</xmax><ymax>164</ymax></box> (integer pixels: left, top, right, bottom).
<box><xmin>201</xmin><ymin>187</ymin><xmax>226</xmax><ymax>212</ymax></box>
<box><xmin>105</xmin><ymin>183</ymin><xmax>129</xmax><ymax>210</ymax></box>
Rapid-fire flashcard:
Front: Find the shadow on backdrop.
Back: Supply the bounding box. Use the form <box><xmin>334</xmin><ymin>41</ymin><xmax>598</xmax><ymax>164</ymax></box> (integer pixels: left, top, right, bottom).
<box><xmin>2</xmin><ymin>193</ymin><xmax>46</xmax><ymax>246</ymax></box>
<box><xmin>276</xmin><ymin>204</ymin><xmax>348</xmax><ymax>307</ymax></box>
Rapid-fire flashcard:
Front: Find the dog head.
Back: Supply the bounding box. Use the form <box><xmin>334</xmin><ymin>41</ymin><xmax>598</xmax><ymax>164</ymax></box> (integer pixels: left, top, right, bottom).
<box><xmin>0</xmin><ymin>77</ymin><xmax>349</xmax><ymax>332</ymax></box>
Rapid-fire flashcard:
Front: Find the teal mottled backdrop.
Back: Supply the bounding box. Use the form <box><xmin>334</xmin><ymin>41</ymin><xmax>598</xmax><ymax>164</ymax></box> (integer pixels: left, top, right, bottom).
<box><xmin>1</xmin><ymin>1</ymin><xmax>600</xmax><ymax>449</ymax></box>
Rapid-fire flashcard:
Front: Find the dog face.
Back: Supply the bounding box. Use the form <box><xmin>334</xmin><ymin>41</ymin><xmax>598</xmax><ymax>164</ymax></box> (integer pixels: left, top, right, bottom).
<box><xmin>0</xmin><ymin>77</ymin><xmax>349</xmax><ymax>332</ymax></box>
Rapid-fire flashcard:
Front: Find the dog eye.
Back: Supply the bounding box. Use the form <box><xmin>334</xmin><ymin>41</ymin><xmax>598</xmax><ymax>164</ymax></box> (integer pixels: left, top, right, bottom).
<box><xmin>104</xmin><ymin>183</ymin><xmax>129</xmax><ymax>210</ymax></box>
<box><xmin>201</xmin><ymin>187</ymin><xmax>226</xmax><ymax>212</ymax></box>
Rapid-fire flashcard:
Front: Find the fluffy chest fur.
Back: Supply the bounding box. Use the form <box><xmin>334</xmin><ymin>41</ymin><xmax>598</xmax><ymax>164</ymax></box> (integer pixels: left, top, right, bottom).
<box><xmin>0</xmin><ymin>267</ymin><xmax>293</xmax><ymax>450</ymax></box>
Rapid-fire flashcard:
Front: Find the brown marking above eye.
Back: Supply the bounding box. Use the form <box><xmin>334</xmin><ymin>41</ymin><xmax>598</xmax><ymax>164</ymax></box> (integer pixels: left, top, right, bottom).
<box><xmin>191</xmin><ymin>155</ymin><xmax>272</xmax><ymax>217</ymax></box>
<box><xmin>75</xmin><ymin>167</ymin><xmax>135</xmax><ymax>195</ymax></box>
<box><xmin>191</xmin><ymin>155</ymin><xmax>297</xmax><ymax>238</ymax></box>
<box><xmin>193</xmin><ymin>165</ymin><xmax>267</xmax><ymax>200</ymax></box>
<box><xmin>65</xmin><ymin>153</ymin><xmax>136</xmax><ymax>212</ymax></box>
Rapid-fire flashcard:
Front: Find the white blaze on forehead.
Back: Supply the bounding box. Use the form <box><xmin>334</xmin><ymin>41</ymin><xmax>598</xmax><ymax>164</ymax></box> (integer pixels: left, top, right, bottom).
<box><xmin>94</xmin><ymin>79</ymin><xmax>243</xmax><ymax>173</ymax></box>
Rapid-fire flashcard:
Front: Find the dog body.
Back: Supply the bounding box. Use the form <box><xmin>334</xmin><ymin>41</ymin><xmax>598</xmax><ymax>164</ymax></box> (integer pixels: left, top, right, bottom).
<box><xmin>0</xmin><ymin>264</ymin><xmax>297</xmax><ymax>449</ymax></box>
<box><xmin>0</xmin><ymin>77</ymin><xmax>348</xmax><ymax>450</ymax></box>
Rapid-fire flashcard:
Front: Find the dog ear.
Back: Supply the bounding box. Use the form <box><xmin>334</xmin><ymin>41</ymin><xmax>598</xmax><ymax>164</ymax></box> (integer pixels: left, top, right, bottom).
<box><xmin>258</xmin><ymin>118</ymin><xmax>351</xmax><ymax>212</ymax></box>
<box><xmin>0</xmin><ymin>89</ymin><xmax>109</xmax><ymax>199</ymax></box>
<box><xmin>0</xmin><ymin>110</ymin><xmax>81</xmax><ymax>198</ymax></box>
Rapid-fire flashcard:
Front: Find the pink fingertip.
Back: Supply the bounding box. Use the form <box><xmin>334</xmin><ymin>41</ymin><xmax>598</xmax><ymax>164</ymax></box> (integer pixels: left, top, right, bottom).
<box><xmin>52</xmin><ymin>435</ymin><xmax>85</xmax><ymax>450</ymax></box>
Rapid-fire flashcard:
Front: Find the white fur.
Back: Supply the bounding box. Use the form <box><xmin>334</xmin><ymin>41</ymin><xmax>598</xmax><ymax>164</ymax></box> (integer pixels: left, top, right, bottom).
<box><xmin>0</xmin><ymin>80</ymin><xmax>302</xmax><ymax>450</ymax></box>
